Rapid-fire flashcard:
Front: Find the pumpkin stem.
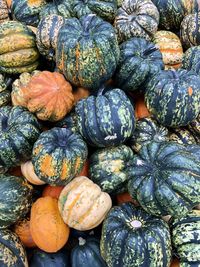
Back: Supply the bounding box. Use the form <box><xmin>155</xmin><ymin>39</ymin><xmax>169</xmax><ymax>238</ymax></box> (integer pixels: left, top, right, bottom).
<box><xmin>130</xmin><ymin>220</ymin><xmax>142</xmax><ymax>229</ymax></box>
<box><xmin>78</xmin><ymin>237</ymin><xmax>86</xmax><ymax>246</ymax></box>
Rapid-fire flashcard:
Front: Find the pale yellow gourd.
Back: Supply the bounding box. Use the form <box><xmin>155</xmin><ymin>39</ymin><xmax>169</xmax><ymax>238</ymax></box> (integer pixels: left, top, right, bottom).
<box><xmin>21</xmin><ymin>161</ymin><xmax>45</xmax><ymax>185</ymax></box>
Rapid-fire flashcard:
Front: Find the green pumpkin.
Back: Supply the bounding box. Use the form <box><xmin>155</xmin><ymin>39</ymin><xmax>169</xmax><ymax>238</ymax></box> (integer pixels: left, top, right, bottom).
<box><xmin>171</xmin><ymin>210</ymin><xmax>200</xmax><ymax>266</ymax></box>
<box><xmin>0</xmin><ymin>175</ymin><xmax>33</xmax><ymax>228</ymax></box>
<box><xmin>39</xmin><ymin>0</ymin><xmax>72</xmax><ymax>19</ymax></box>
<box><xmin>32</xmin><ymin>127</ymin><xmax>88</xmax><ymax>185</ymax></box>
<box><xmin>0</xmin><ymin>74</ymin><xmax>11</xmax><ymax>107</ymax></box>
<box><xmin>101</xmin><ymin>203</ymin><xmax>172</xmax><ymax>267</ymax></box>
<box><xmin>0</xmin><ymin>229</ymin><xmax>28</xmax><ymax>266</ymax></box>
<box><xmin>75</xmin><ymin>88</ymin><xmax>135</xmax><ymax>147</ymax></box>
<box><xmin>145</xmin><ymin>69</ymin><xmax>200</xmax><ymax>127</ymax></box>
<box><xmin>182</xmin><ymin>46</ymin><xmax>200</xmax><ymax>76</ymax></box>
<box><xmin>72</xmin><ymin>0</ymin><xmax>117</xmax><ymax>22</ymax></box>
<box><xmin>89</xmin><ymin>145</ymin><xmax>133</xmax><ymax>194</ymax></box>
<box><xmin>169</xmin><ymin>127</ymin><xmax>199</xmax><ymax>145</ymax></box>
<box><xmin>188</xmin><ymin>114</ymin><xmax>200</xmax><ymax>140</ymax></box>
<box><xmin>56</xmin><ymin>14</ymin><xmax>120</xmax><ymax>89</ymax></box>
<box><xmin>114</xmin><ymin>0</ymin><xmax>159</xmax><ymax>43</ymax></box>
<box><xmin>127</xmin><ymin>141</ymin><xmax>200</xmax><ymax>217</ymax></box>
<box><xmin>130</xmin><ymin>117</ymin><xmax>169</xmax><ymax>152</ymax></box>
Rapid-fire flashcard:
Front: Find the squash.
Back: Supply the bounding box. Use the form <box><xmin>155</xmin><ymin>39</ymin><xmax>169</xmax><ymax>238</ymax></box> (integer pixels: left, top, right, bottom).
<box><xmin>89</xmin><ymin>145</ymin><xmax>133</xmax><ymax>194</ymax></box>
<box><xmin>32</xmin><ymin>128</ymin><xmax>88</xmax><ymax>185</ymax></box>
<box><xmin>56</xmin><ymin>14</ymin><xmax>120</xmax><ymax>89</ymax></box>
<box><xmin>182</xmin><ymin>46</ymin><xmax>200</xmax><ymax>76</ymax></box>
<box><xmin>0</xmin><ymin>229</ymin><xmax>28</xmax><ymax>266</ymax></box>
<box><xmin>0</xmin><ymin>106</ymin><xmax>41</xmax><ymax>170</ymax></box>
<box><xmin>127</xmin><ymin>141</ymin><xmax>200</xmax><ymax>217</ymax></box>
<box><xmin>145</xmin><ymin>69</ymin><xmax>200</xmax><ymax>127</ymax></box>
<box><xmin>13</xmin><ymin>217</ymin><xmax>36</xmax><ymax>248</ymax></box>
<box><xmin>0</xmin><ymin>174</ymin><xmax>33</xmax><ymax>228</ymax></box>
<box><xmin>73</xmin><ymin>87</ymin><xmax>90</xmax><ymax>104</ymax></box>
<box><xmin>188</xmin><ymin>114</ymin><xmax>200</xmax><ymax>140</ymax></box>
<box><xmin>0</xmin><ymin>74</ymin><xmax>11</xmax><ymax>107</ymax></box>
<box><xmin>39</xmin><ymin>0</ymin><xmax>72</xmax><ymax>19</ymax></box>
<box><xmin>42</xmin><ymin>185</ymin><xmax>64</xmax><ymax>199</ymax></box>
<box><xmin>114</xmin><ymin>0</ymin><xmax>159</xmax><ymax>43</ymax></box>
<box><xmin>58</xmin><ymin>176</ymin><xmax>112</xmax><ymax>230</ymax></box>
<box><xmin>0</xmin><ymin>21</ymin><xmax>39</xmax><ymax>74</ymax></box>
<box><xmin>114</xmin><ymin>37</ymin><xmax>164</xmax><ymax>91</ymax></box>
<box><xmin>30</xmin><ymin>197</ymin><xmax>70</xmax><ymax>253</ymax></box>
<box><xmin>21</xmin><ymin>161</ymin><xmax>45</xmax><ymax>185</ymax></box>
<box><xmin>12</xmin><ymin>71</ymin><xmax>74</xmax><ymax>121</ymax></box>
<box><xmin>169</xmin><ymin>127</ymin><xmax>199</xmax><ymax>145</ymax></box>
<box><xmin>100</xmin><ymin>202</ymin><xmax>172</xmax><ymax>267</ymax></box>
<box><xmin>135</xmin><ymin>94</ymin><xmax>150</xmax><ymax>119</ymax></box>
<box><xmin>75</xmin><ymin>88</ymin><xmax>135</xmax><ymax>147</ymax></box>
<box><xmin>0</xmin><ymin>0</ymin><xmax>9</xmax><ymax>23</ymax></box>
<box><xmin>153</xmin><ymin>31</ymin><xmax>183</xmax><ymax>70</ymax></box>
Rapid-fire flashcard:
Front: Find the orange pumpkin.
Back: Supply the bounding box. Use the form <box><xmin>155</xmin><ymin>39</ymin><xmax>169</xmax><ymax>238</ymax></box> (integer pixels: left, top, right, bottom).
<box><xmin>170</xmin><ymin>258</ymin><xmax>180</xmax><ymax>267</ymax></box>
<box><xmin>73</xmin><ymin>87</ymin><xmax>90</xmax><ymax>104</ymax></box>
<box><xmin>12</xmin><ymin>71</ymin><xmax>74</xmax><ymax>121</ymax></box>
<box><xmin>30</xmin><ymin>197</ymin><xmax>70</xmax><ymax>253</ymax></box>
<box><xmin>42</xmin><ymin>185</ymin><xmax>64</xmax><ymax>200</ymax></box>
<box><xmin>6</xmin><ymin>0</ymin><xmax>11</xmax><ymax>8</ymax></box>
<box><xmin>8</xmin><ymin>166</ymin><xmax>23</xmax><ymax>176</ymax></box>
<box><xmin>116</xmin><ymin>192</ymin><xmax>140</xmax><ymax>206</ymax></box>
<box><xmin>13</xmin><ymin>218</ymin><xmax>36</xmax><ymax>248</ymax></box>
<box><xmin>78</xmin><ymin>159</ymin><xmax>89</xmax><ymax>177</ymax></box>
<box><xmin>21</xmin><ymin>161</ymin><xmax>45</xmax><ymax>185</ymax></box>
<box><xmin>135</xmin><ymin>95</ymin><xmax>150</xmax><ymax>119</ymax></box>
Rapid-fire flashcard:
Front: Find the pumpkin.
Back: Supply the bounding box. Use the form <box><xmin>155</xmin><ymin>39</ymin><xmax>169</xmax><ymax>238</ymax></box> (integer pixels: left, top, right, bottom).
<box><xmin>11</xmin><ymin>0</ymin><xmax>47</xmax><ymax>26</ymax></box>
<box><xmin>21</xmin><ymin>161</ymin><xmax>45</xmax><ymax>185</ymax></box>
<box><xmin>135</xmin><ymin>94</ymin><xmax>150</xmax><ymax>119</ymax></box>
<box><xmin>58</xmin><ymin>176</ymin><xmax>112</xmax><ymax>230</ymax></box>
<box><xmin>75</xmin><ymin>88</ymin><xmax>135</xmax><ymax>147</ymax></box>
<box><xmin>78</xmin><ymin>159</ymin><xmax>89</xmax><ymax>177</ymax></box>
<box><xmin>30</xmin><ymin>197</ymin><xmax>70</xmax><ymax>253</ymax></box>
<box><xmin>114</xmin><ymin>37</ymin><xmax>164</xmax><ymax>91</ymax></box>
<box><xmin>37</xmin><ymin>14</ymin><xmax>64</xmax><ymax>60</ymax></box>
<box><xmin>39</xmin><ymin>0</ymin><xmax>72</xmax><ymax>19</ymax></box>
<box><xmin>0</xmin><ymin>229</ymin><xmax>28</xmax><ymax>266</ymax></box>
<box><xmin>32</xmin><ymin>127</ymin><xmax>88</xmax><ymax>185</ymax></box>
<box><xmin>73</xmin><ymin>87</ymin><xmax>90</xmax><ymax>104</ymax></box>
<box><xmin>182</xmin><ymin>46</ymin><xmax>200</xmax><ymax>76</ymax></box>
<box><xmin>145</xmin><ymin>69</ymin><xmax>200</xmax><ymax>127</ymax></box>
<box><xmin>0</xmin><ymin>21</ymin><xmax>39</xmax><ymax>74</ymax></box>
<box><xmin>0</xmin><ymin>106</ymin><xmax>41</xmax><ymax>170</ymax></box>
<box><xmin>72</xmin><ymin>0</ymin><xmax>117</xmax><ymax>22</ymax></box>
<box><xmin>100</xmin><ymin>202</ymin><xmax>172</xmax><ymax>267</ymax></box>
<box><xmin>0</xmin><ymin>174</ymin><xmax>33</xmax><ymax>228</ymax></box>
<box><xmin>130</xmin><ymin>117</ymin><xmax>169</xmax><ymax>152</ymax></box>
<box><xmin>153</xmin><ymin>31</ymin><xmax>183</xmax><ymax>70</ymax></box>
<box><xmin>42</xmin><ymin>185</ymin><xmax>64</xmax><ymax>199</ymax></box>
<box><xmin>169</xmin><ymin>127</ymin><xmax>199</xmax><ymax>145</ymax></box>
<box><xmin>0</xmin><ymin>74</ymin><xmax>11</xmax><ymax>107</ymax></box>
<box><xmin>89</xmin><ymin>145</ymin><xmax>133</xmax><ymax>194</ymax></box>
<box><xmin>71</xmin><ymin>237</ymin><xmax>107</xmax><ymax>267</ymax></box>
<box><xmin>116</xmin><ymin>192</ymin><xmax>139</xmax><ymax>206</ymax></box>
<box><xmin>13</xmin><ymin>217</ymin><xmax>36</xmax><ymax>248</ymax></box>
<box><xmin>12</xmin><ymin>71</ymin><xmax>74</xmax><ymax>121</ymax></box>
<box><xmin>56</xmin><ymin>14</ymin><xmax>120</xmax><ymax>89</ymax></box>
<box><xmin>114</xmin><ymin>0</ymin><xmax>159</xmax><ymax>43</ymax></box>
<box><xmin>171</xmin><ymin>210</ymin><xmax>200</xmax><ymax>266</ymax></box>
<box><xmin>127</xmin><ymin>141</ymin><xmax>200</xmax><ymax>217</ymax></box>
<box><xmin>0</xmin><ymin>0</ymin><xmax>9</xmax><ymax>23</ymax></box>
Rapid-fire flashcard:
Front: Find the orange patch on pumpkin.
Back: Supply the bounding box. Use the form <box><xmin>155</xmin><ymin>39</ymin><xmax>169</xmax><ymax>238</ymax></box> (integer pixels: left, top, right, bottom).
<box><xmin>60</xmin><ymin>160</ymin><xmax>68</xmax><ymax>180</ymax></box>
<box><xmin>40</xmin><ymin>155</ymin><xmax>55</xmax><ymax>177</ymax></box>
<box><xmin>27</xmin><ymin>0</ymin><xmax>44</xmax><ymax>6</ymax></box>
<box><xmin>188</xmin><ymin>87</ymin><xmax>193</xmax><ymax>96</ymax></box>
<box><xmin>74</xmin><ymin>157</ymin><xmax>81</xmax><ymax>173</ymax></box>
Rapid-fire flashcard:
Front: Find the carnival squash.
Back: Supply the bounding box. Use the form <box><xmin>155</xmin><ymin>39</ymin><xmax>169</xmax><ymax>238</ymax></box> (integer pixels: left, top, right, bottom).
<box><xmin>21</xmin><ymin>161</ymin><xmax>45</xmax><ymax>185</ymax></box>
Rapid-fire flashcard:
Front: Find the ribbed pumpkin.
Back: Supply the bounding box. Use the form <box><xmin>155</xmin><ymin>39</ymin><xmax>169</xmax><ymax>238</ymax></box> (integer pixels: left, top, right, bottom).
<box><xmin>75</xmin><ymin>88</ymin><xmax>135</xmax><ymax>147</ymax></box>
<box><xmin>58</xmin><ymin>176</ymin><xmax>112</xmax><ymax>230</ymax></box>
<box><xmin>11</xmin><ymin>0</ymin><xmax>47</xmax><ymax>26</ymax></box>
<box><xmin>0</xmin><ymin>106</ymin><xmax>41</xmax><ymax>170</ymax></box>
<box><xmin>114</xmin><ymin>0</ymin><xmax>159</xmax><ymax>43</ymax></box>
<box><xmin>145</xmin><ymin>69</ymin><xmax>200</xmax><ymax>127</ymax></box>
<box><xmin>39</xmin><ymin>0</ymin><xmax>72</xmax><ymax>19</ymax></box>
<box><xmin>171</xmin><ymin>210</ymin><xmax>200</xmax><ymax>266</ymax></box>
<box><xmin>56</xmin><ymin>14</ymin><xmax>120</xmax><ymax>89</ymax></box>
<box><xmin>188</xmin><ymin>114</ymin><xmax>200</xmax><ymax>139</ymax></box>
<box><xmin>89</xmin><ymin>145</ymin><xmax>133</xmax><ymax>194</ymax></box>
<box><xmin>169</xmin><ymin>127</ymin><xmax>199</xmax><ymax>145</ymax></box>
<box><xmin>0</xmin><ymin>74</ymin><xmax>11</xmax><ymax>107</ymax></box>
<box><xmin>32</xmin><ymin>128</ymin><xmax>88</xmax><ymax>185</ymax></box>
<box><xmin>153</xmin><ymin>31</ymin><xmax>183</xmax><ymax>70</ymax></box>
<box><xmin>0</xmin><ymin>21</ymin><xmax>39</xmax><ymax>74</ymax></box>
<box><xmin>101</xmin><ymin>203</ymin><xmax>172</xmax><ymax>267</ymax></box>
<box><xmin>42</xmin><ymin>185</ymin><xmax>64</xmax><ymax>199</ymax></box>
<box><xmin>114</xmin><ymin>38</ymin><xmax>164</xmax><ymax>91</ymax></box>
<box><xmin>0</xmin><ymin>229</ymin><xmax>28</xmax><ymax>266</ymax></box>
<box><xmin>127</xmin><ymin>141</ymin><xmax>200</xmax><ymax>217</ymax></box>
<box><xmin>0</xmin><ymin>174</ymin><xmax>33</xmax><ymax>228</ymax></box>
<box><xmin>30</xmin><ymin>197</ymin><xmax>70</xmax><ymax>253</ymax></box>
<box><xmin>0</xmin><ymin>0</ymin><xmax>9</xmax><ymax>23</ymax></box>
<box><xmin>182</xmin><ymin>46</ymin><xmax>200</xmax><ymax>76</ymax></box>
<box><xmin>12</xmin><ymin>71</ymin><xmax>74</xmax><ymax>121</ymax></box>
<box><xmin>21</xmin><ymin>161</ymin><xmax>45</xmax><ymax>185</ymax></box>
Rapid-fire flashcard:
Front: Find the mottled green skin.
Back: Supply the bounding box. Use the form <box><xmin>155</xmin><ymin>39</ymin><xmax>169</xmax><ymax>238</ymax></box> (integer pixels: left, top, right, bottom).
<box><xmin>0</xmin><ymin>74</ymin><xmax>10</xmax><ymax>107</ymax></box>
<box><xmin>75</xmin><ymin>88</ymin><xmax>135</xmax><ymax>147</ymax></box>
<box><xmin>114</xmin><ymin>38</ymin><xmax>164</xmax><ymax>91</ymax></box>
<box><xmin>130</xmin><ymin>117</ymin><xmax>169</xmax><ymax>152</ymax></box>
<box><xmin>0</xmin><ymin>175</ymin><xmax>33</xmax><ymax>229</ymax></box>
<box><xmin>171</xmin><ymin>210</ymin><xmax>200</xmax><ymax>265</ymax></box>
<box><xmin>89</xmin><ymin>145</ymin><xmax>133</xmax><ymax>194</ymax></box>
<box><xmin>152</xmin><ymin>0</ymin><xmax>198</xmax><ymax>30</ymax></box>
<box><xmin>0</xmin><ymin>229</ymin><xmax>28</xmax><ymax>266</ymax></box>
<box><xmin>114</xmin><ymin>0</ymin><xmax>159</xmax><ymax>43</ymax></box>
<box><xmin>72</xmin><ymin>0</ymin><xmax>117</xmax><ymax>22</ymax></box>
<box><xmin>56</xmin><ymin>14</ymin><xmax>120</xmax><ymax>89</ymax></box>
<box><xmin>0</xmin><ymin>106</ymin><xmax>41</xmax><ymax>171</ymax></box>
<box><xmin>100</xmin><ymin>203</ymin><xmax>172</xmax><ymax>267</ymax></box>
<box><xmin>55</xmin><ymin>111</ymin><xmax>78</xmax><ymax>132</ymax></box>
<box><xmin>188</xmin><ymin>115</ymin><xmax>200</xmax><ymax>142</ymax></box>
<box><xmin>32</xmin><ymin>127</ymin><xmax>88</xmax><ymax>185</ymax></box>
<box><xmin>39</xmin><ymin>0</ymin><xmax>72</xmax><ymax>19</ymax></box>
<box><xmin>145</xmin><ymin>69</ymin><xmax>200</xmax><ymax>127</ymax></box>
<box><xmin>169</xmin><ymin>127</ymin><xmax>200</xmax><ymax>145</ymax></box>
<box><xmin>182</xmin><ymin>47</ymin><xmax>200</xmax><ymax>76</ymax></box>
<box><xmin>127</xmin><ymin>141</ymin><xmax>200</xmax><ymax>217</ymax></box>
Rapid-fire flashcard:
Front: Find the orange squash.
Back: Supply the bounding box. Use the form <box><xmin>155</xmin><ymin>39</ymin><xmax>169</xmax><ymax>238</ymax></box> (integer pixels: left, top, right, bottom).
<box><xmin>42</xmin><ymin>185</ymin><xmax>64</xmax><ymax>200</ymax></box>
<box><xmin>73</xmin><ymin>87</ymin><xmax>90</xmax><ymax>104</ymax></box>
<box><xmin>30</xmin><ymin>197</ymin><xmax>70</xmax><ymax>253</ymax></box>
<box><xmin>116</xmin><ymin>192</ymin><xmax>139</xmax><ymax>206</ymax></box>
<box><xmin>170</xmin><ymin>258</ymin><xmax>180</xmax><ymax>267</ymax></box>
<box><xmin>8</xmin><ymin>166</ymin><xmax>23</xmax><ymax>176</ymax></box>
<box><xmin>135</xmin><ymin>95</ymin><xmax>150</xmax><ymax>119</ymax></box>
<box><xmin>21</xmin><ymin>161</ymin><xmax>45</xmax><ymax>185</ymax></box>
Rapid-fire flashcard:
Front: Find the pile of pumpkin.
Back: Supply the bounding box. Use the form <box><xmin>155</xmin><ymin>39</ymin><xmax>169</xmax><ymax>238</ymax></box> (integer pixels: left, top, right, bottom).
<box><xmin>0</xmin><ymin>0</ymin><xmax>200</xmax><ymax>266</ymax></box>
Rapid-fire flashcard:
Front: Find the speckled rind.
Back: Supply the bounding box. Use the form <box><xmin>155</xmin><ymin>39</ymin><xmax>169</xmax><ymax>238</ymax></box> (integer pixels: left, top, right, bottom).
<box><xmin>0</xmin><ymin>0</ymin><xmax>9</xmax><ymax>23</ymax></box>
<box><xmin>188</xmin><ymin>115</ymin><xmax>200</xmax><ymax>141</ymax></box>
<box><xmin>39</xmin><ymin>0</ymin><xmax>72</xmax><ymax>19</ymax></box>
<box><xmin>145</xmin><ymin>69</ymin><xmax>200</xmax><ymax>127</ymax></box>
<box><xmin>56</xmin><ymin>14</ymin><xmax>120</xmax><ymax>89</ymax></box>
<box><xmin>169</xmin><ymin>127</ymin><xmax>199</xmax><ymax>145</ymax></box>
<box><xmin>0</xmin><ymin>74</ymin><xmax>10</xmax><ymax>107</ymax></box>
<box><xmin>100</xmin><ymin>202</ymin><xmax>172</xmax><ymax>267</ymax></box>
<box><xmin>127</xmin><ymin>141</ymin><xmax>200</xmax><ymax>217</ymax></box>
<box><xmin>182</xmin><ymin>46</ymin><xmax>200</xmax><ymax>76</ymax></box>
